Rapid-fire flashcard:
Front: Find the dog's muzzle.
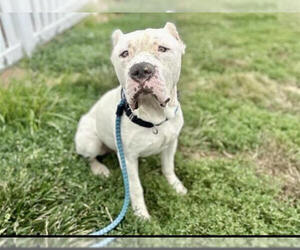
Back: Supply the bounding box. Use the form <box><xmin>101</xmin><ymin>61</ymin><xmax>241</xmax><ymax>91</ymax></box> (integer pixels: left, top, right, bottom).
<box><xmin>126</xmin><ymin>61</ymin><xmax>170</xmax><ymax>110</ymax></box>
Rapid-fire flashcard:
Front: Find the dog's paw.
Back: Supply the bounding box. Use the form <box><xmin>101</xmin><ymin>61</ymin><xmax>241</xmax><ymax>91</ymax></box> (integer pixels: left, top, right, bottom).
<box><xmin>133</xmin><ymin>208</ymin><xmax>151</xmax><ymax>220</ymax></box>
<box><xmin>173</xmin><ymin>181</ymin><xmax>187</xmax><ymax>195</ymax></box>
<box><xmin>90</xmin><ymin>161</ymin><xmax>110</xmax><ymax>177</ymax></box>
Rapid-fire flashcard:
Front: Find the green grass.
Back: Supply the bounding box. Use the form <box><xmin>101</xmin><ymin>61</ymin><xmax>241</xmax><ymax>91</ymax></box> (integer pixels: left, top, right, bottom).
<box><xmin>0</xmin><ymin>13</ymin><xmax>300</xmax><ymax>235</ymax></box>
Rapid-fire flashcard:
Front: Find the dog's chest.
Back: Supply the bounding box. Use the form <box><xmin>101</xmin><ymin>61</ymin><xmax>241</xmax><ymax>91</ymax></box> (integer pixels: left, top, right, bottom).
<box><xmin>143</xmin><ymin>125</ymin><xmax>177</xmax><ymax>156</ymax></box>
<box><xmin>124</xmin><ymin>115</ymin><xmax>183</xmax><ymax>157</ymax></box>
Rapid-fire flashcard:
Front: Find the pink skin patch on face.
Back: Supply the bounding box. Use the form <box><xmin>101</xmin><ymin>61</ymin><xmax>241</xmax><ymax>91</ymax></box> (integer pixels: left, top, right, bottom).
<box><xmin>126</xmin><ymin>72</ymin><xmax>169</xmax><ymax>110</ymax></box>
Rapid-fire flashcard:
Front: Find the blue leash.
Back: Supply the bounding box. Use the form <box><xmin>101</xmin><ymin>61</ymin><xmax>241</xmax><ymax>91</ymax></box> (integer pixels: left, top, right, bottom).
<box><xmin>90</xmin><ymin>98</ymin><xmax>130</xmax><ymax>236</ymax></box>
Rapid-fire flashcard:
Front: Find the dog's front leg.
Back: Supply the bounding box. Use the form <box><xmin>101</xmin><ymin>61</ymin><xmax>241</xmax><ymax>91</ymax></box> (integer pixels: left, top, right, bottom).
<box><xmin>161</xmin><ymin>139</ymin><xmax>187</xmax><ymax>195</ymax></box>
<box><xmin>125</xmin><ymin>155</ymin><xmax>150</xmax><ymax>219</ymax></box>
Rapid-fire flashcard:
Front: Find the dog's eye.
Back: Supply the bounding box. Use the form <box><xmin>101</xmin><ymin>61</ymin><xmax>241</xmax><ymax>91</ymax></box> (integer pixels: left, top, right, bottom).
<box><xmin>158</xmin><ymin>46</ymin><xmax>169</xmax><ymax>52</ymax></box>
<box><xmin>119</xmin><ymin>50</ymin><xmax>129</xmax><ymax>58</ymax></box>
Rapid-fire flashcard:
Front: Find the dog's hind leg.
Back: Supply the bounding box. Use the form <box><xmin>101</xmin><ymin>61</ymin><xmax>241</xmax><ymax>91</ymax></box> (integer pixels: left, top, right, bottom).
<box><xmin>75</xmin><ymin>113</ymin><xmax>110</xmax><ymax>177</ymax></box>
<box><xmin>90</xmin><ymin>158</ymin><xmax>110</xmax><ymax>177</ymax></box>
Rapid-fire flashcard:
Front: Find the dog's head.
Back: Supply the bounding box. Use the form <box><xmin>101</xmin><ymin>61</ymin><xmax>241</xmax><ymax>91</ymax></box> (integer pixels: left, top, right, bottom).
<box><xmin>110</xmin><ymin>22</ymin><xmax>185</xmax><ymax>110</ymax></box>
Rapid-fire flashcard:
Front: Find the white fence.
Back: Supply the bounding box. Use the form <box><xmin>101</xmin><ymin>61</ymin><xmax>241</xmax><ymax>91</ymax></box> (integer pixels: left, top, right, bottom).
<box><xmin>0</xmin><ymin>0</ymin><xmax>90</xmax><ymax>71</ymax></box>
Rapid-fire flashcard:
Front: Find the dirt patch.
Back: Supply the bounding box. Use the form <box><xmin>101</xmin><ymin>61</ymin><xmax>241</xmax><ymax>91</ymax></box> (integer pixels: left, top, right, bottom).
<box><xmin>284</xmin><ymin>85</ymin><xmax>300</xmax><ymax>95</ymax></box>
<box><xmin>89</xmin><ymin>14</ymin><xmax>110</xmax><ymax>23</ymax></box>
<box><xmin>0</xmin><ymin>66</ymin><xmax>27</xmax><ymax>87</ymax></box>
<box><xmin>217</xmin><ymin>58</ymin><xmax>249</xmax><ymax>68</ymax></box>
<box><xmin>181</xmin><ymin>135</ymin><xmax>300</xmax><ymax>200</ymax></box>
<box><xmin>188</xmin><ymin>72</ymin><xmax>300</xmax><ymax>113</ymax></box>
<box><xmin>213</xmin><ymin>72</ymin><xmax>292</xmax><ymax>109</ymax></box>
<box><xmin>180</xmin><ymin>146</ymin><xmax>234</xmax><ymax>161</ymax></box>
<box><xmin>43</xmin><ymin>73</ymin><xmax>81</xmax><ymax>87</ymax></box>
<box><xmin>253</xmin><ymin>137</ymin><xmax>300</xmax><ymax>200</ymax></box>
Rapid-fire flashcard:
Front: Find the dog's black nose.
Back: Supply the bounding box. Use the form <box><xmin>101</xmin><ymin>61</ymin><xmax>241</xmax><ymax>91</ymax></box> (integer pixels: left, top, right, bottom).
<box><xmin>129</xmin><ymin>62</ymin><xmax>155</xmax><ymax>83</ymax></box>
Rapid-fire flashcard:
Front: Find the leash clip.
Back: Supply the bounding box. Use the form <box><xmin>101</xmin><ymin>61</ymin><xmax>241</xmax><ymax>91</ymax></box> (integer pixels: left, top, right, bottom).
<box><xmin>128</xmin><ymin>113</ymin><xmax>134</xmax><ymax>121</ymax></box>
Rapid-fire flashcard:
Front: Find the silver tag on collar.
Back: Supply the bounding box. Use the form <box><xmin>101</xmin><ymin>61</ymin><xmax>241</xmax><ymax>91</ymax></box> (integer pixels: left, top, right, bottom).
<box><xmin>152</xmin><ymin>127</ymin><xmax>158</xmax><ymax>135</ymax></box>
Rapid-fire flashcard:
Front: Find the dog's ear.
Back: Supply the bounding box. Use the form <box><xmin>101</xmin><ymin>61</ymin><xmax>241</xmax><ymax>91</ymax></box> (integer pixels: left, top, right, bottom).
<box><xmin>164</xmin><ymin>22</ymin><xmax>185</xmax><ymax>54</ymax></box>
<box><xmin>164</xmin><ymin>22</ymin><xmax>181</xmax><ymax>41</ymax></box>
<box><xmin>111</xmin><ymin>29</ymin><xmax>123</xmax><ymax>47</ymax></box>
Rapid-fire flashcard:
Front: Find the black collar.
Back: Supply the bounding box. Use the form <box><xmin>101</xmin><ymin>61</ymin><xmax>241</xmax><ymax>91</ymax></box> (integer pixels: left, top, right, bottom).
<box><xmin>117</xmin><ymin>89</ymin><xmax>168</xmax><ymax>128</ymax></box>
<box><xmin>124</xmin><ymin>101</ymin><xmax>168</xmax><ymax>128</ymax></box>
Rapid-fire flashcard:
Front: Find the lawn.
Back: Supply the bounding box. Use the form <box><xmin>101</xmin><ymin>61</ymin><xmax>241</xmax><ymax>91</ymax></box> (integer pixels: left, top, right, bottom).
<box><xmin>0</xmin><ymin>13</ymin><xmax>300</xmax><ymax>235</ymax></box>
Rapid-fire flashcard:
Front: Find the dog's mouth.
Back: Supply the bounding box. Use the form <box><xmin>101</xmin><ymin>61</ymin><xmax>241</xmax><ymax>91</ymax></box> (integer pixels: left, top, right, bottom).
<box><xmin>126</xmin><ymin>73</ymin><xmax>170</xmax><ymax>110</ymax></box>
<box><xmin>131</xmin><ymin>89</ymin><xmax>170</xmax><ymax>110</ymax></box>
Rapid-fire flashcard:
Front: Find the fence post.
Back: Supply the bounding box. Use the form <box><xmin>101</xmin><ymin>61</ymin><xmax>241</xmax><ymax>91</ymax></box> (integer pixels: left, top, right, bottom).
<box><xmin>1</xmin><ymin>0</ymin><xmax>37</xmax><ymax>56</ymax></box>
<box><xmin>0</xmin><ymin>0</ymin><xmax>89</xmax><ymax>71</ymax></box>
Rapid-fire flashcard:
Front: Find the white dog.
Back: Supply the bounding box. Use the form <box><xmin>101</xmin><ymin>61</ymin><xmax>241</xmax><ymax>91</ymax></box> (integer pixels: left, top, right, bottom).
<box><xmin>75</xmin><ymin>22</ymin><xmax>186</xmax><ymax>219</ymax></box>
